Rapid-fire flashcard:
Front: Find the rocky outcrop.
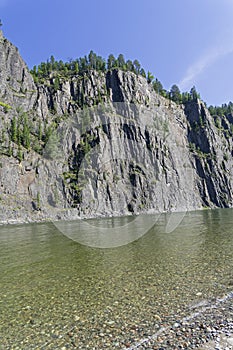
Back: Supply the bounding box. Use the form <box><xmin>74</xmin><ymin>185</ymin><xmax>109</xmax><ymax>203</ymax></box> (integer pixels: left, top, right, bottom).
<box><xmin>0</xmin><ymin>34</ymin><xmax>233</xmax><ymax>223</ymax></box>
<box><xmin>0</xmin><ymin>31</ymin><xmax>37</xmax><ymax>112</ymax></box>
<box><xmin>185</xmin><ymin>101</ymin><xmax>233</xmax><ymax>208</ymax></box>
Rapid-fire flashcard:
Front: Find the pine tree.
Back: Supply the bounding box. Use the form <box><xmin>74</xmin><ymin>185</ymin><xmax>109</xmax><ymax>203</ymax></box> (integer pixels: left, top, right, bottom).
<box><xmin>147</xmin><ymin>71</ymin><xmax>154</xmax><ymax>84</ymax></box>
<box><xmin>190</xmin><ymin>86</ymin><xmax>200</xmax><ymax>101</ymax></box>
<box><xmin>22</xmin><ymin>115</ymin><xmax>30</xmax><ymax>149</ymax></box>
<box><xmin>126</xmin><ymin>59</ymin><xmax>134</xmax><ymax>72</ymax></box>
<box><xmin>170</xmin><ymin>84</ymin><xmax>181</xmax><ymax>103</ymax></box>
<box><xmin>8</xmin><ymin>143</ymin><xmax>13</xmax><ymax>157</ymax></box>
<box><xmin>44</xmin><ymin>130</ymin><xmax>60</xmax><ymax>159</ymax></box>
<box><xmin>50</xmin><ymin>55</ymin><xmax>55</xmax><ymax>70</ymax></box>
<box><xmin>74</xmin><ymin>61</ymin><xmax>79</xmax><ymax>74</ymax></box>
<box><xmin>107</xmin><ymin>54</ymin><xmax>116</xmax><ymax>69</ymax></box>
<box><xmin>117</xmin><ymin>54</ymin><xmax>126</xmax><ymax>69</ymax></box>
<box><xmin>88</xmin><ymin>50</ymin><xmax>97</xmax><ymax>70</ymax></box>
<box><xmin>11</xmin><ymin>116</ymin><xmax>17</xmax><ymax>142</ymax></box>
<box><xmin>53</xmin><ymin>77</ymin><xmax>60</xmax><ymax>91</ymax></box>
<box><xmin>133</xmin><ymin>59</ymin><xmax>141</xmax><ymax>74</ymax></box>
<box><xmin>17</xmin><ymin>146</ymin><xmax>23</xmax><ymax>162</ymax></box>
<box><xmin>140</xmin><ymin>68</ymin><xmax>146</xmax><ymax>78</ymax></box>
<box><xmin>153</xmin><ymin>79</ymin><xmax>163</xmax><ymax>94</ymax></box>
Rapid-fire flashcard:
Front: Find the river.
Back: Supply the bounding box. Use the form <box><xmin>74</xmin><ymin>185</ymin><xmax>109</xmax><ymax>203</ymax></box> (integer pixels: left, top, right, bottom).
<box><xmin>0</xmin><ymin>209</ymin><xmax>232</xmax><ymax>349</ymax></box>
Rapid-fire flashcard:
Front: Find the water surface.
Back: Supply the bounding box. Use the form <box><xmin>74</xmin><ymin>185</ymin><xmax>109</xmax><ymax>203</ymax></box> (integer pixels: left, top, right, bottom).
<box><xmin>0</xmin><ymin>209</ymin><xmax>232</xmax><ymax>349</ymax></box>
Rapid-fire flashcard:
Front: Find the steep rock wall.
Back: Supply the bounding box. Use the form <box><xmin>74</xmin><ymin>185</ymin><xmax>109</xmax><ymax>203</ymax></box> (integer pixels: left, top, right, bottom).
<box><xmin>0</xmin><ymin>35</ymin><xmax>233</xmax><ymax>223</ymax></box>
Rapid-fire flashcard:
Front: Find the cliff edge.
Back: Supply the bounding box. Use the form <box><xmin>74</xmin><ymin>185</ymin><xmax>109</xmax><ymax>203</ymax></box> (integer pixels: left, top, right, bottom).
<box><xmin>0</xmin><ymin>35</ymin><xmax>233</xmax><ymax>223</ymax></box>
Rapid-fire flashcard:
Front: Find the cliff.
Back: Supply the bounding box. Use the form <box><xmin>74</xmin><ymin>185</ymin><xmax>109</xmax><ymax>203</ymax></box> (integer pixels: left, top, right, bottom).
<box><xmin>0</xmin><ymin>35</ymin><xmax>233</xmax><ymax>223</ymax></box>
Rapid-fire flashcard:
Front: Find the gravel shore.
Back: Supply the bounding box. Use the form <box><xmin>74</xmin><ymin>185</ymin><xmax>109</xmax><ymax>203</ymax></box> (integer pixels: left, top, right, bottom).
<box><xmin>123</xmin><ymin>292</ymin><xmax>233</xmax><ymax>350</ymax></box>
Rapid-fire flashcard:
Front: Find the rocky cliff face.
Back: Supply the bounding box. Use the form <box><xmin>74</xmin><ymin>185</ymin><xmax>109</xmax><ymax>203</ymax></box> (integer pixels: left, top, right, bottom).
<box><xmin>0</xmin><ymin>34</ymin><xmax>233</xmax><ymax>223</ymax></box>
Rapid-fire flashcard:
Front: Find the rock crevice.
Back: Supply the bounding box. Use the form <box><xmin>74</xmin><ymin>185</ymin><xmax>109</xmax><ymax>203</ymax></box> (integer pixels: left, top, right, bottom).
<box><xmin>0</xmin><ymin>35</ymin><xmax>233</xmax><ymax>223</ymax></box>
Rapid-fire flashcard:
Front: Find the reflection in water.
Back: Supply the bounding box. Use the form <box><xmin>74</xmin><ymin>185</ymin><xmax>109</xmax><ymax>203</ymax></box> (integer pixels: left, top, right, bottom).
<box><xmin>53</xmin><ymin>213</ymin><xmax>161</xmax><ymax>248</ymax></box>
<box><xmin>0</xmin><ymin>209</ymin><xmax>232</xmax><ymax>348</ymax></box>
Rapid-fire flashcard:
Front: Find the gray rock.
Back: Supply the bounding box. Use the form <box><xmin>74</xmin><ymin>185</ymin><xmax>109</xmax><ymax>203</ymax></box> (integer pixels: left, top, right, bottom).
<box><xmin>0</xmin><ymin>34</ymin><xmax>233</xmax><ymax>224</ymax></box>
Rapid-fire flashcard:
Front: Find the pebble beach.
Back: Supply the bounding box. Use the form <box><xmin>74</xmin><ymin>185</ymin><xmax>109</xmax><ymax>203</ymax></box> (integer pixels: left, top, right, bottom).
<box><xmin>122</xmin><ymin>292</ymin><xmax>233</xmax><ymax>350</ymax></box>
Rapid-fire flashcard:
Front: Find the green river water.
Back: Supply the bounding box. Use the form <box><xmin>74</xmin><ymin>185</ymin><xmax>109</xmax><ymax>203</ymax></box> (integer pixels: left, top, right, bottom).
<box><xmin>0</xmin><ymin>209</ymin><xmax>232</xmax><ymax>349</ymax></box>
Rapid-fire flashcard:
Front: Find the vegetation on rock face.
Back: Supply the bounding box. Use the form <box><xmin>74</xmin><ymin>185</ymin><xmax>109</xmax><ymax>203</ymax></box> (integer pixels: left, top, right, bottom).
<box><xmin>1</xmin><ymin>33</ymin><xmax>233</xmax><ymax>217</ymax></box>
<box><xmin>0</xmin><ymin>101</ymin><xmax>12</xmax><ymax>112</ymax></box>
<box><xmin>30</xmin><ymin>52</ymin><xmax>147</xmax><ymax>82</ymax></box>
<box><xmin>1</xmin><ymin>43</ymin><xmax>232</xmax><ymax>167</ymax></box>
<box><xmin>30</xmin><ymin>51</ymin><xmax>203</xmax><ymax>105</ymax></box>
<box><xmin>208</xmin><ymin>101</ymin><xmax>233</xmax><ymax>117</ymax></box>
<box><xmin>32</xmin><ymin>49</ymin><xmax>233</xmax><ymax>119</ymax></box>
<box><xmin>1</xmin><ymin>109</ymin><xmax>59</xmax><ymax>160</ymax></box>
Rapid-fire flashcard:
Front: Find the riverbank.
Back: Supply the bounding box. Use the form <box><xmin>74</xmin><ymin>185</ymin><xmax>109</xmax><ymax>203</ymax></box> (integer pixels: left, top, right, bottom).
<box><xmin>0</xmin><ymin>199</ymin><xmax>207</xmax><ymax>226</ymax></box>
<box><xmin>123</xmin><ymin>292</ymin><xmax>233</xmax><ymax>350</ymax></box>
<box><xmin>0</xmin><ymin>204</ymin><xmax>79</xmax><ymax>225</ymax></box>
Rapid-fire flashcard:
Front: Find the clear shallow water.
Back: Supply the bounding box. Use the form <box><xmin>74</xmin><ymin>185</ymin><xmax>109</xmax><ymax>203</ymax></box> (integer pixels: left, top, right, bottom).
<box><xmin>0</xmin><ymin>209</ymin><xmax>232</xmax><ymax>349</ymax></box>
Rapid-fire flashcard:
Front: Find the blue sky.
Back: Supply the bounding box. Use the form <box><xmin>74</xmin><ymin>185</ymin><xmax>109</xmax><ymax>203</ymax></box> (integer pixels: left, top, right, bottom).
<box><xmin>1</xmin><ymin>0</ymin><xmax>233</xmax><ymax>106</ymax></box>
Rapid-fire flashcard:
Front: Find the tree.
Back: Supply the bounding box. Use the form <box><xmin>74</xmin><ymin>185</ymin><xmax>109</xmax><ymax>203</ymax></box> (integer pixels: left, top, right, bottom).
<box><xmin>17</xmin><ymin>146</ymin><xmax>23</xmax><ymax>162</ymax></box>
<box><xmin>140</xmin><ymin>68</ymin><xmax>146</xmax><ymax>78</ymax></box>
<box><xmin>58</xmin><ymin>60</ymin><xmax>65</xmax><ymax>71</ymax></box>
<box><xmin>133</xmin><ymin>59</ymin><xmax>141</xmax><ymax>75</ymax></box>
<box><xmin>22</xmin><ymin>115</ymin><xmax>30</xmax><ymax>149</ymax></box>
<box><xmin>160</xmin><ymin>89</ymin><xmax>169</xmax><ymax>98</ymax></box>
<box><xmin>170</xmin><ymin>84</ymin><xmax>181</xmax><ymax>103</ymax></box>
<box><xmin>17</xmin><ymin>118</ymin><xmax>22</xmax><ymax>144</ymax></box>
<box><xmin>0</xmin><ymin>19</ymin><xmax>2</xmax><ymax>29</ymax></box>
<box><xmin>227</xmin><ymin>101</ymin><xmax>233</xmax><ymax>114</ymax></box>
<box><xmin>30</xmin><ymin>66</ymin><xmax>36</xmax><ymax>78</ymax></box>
<box><xmin>8</xmin><ymin>143</ymin><xmax>13</xmax><ymax>157</ymax></box>
<box><xmin>126</xmin><ymin>59</ymin><xmax>134</xmax><ymax>72</ymax></box>
<box><xmin>107</xmin><ymin>54</ymin><xmax>116</xmax><ymax>70</ymax></box>
<box><xmin>117</xmin><ymin>54</ymin><xmax>126</xmax><ymax>69</ymax></box>
<box><xmin>50</xmin><ymin>55</ymin><xmax>55</xmax><ymax>70</ymax></box>
<box><xmin>208</xmin><ymin>105</ymin><xmax>215</xmax><ymax>116</ymax></box>
<box><xmin>147</xmin><ymin>71</ymin><xmax>154</xmax><ymax>84</ymax></box>
<box><xmin>153</xmin><ymin>78</ymin><xmax>163</xmax><ymax>94</ymax></box>
<box><xmin>190</xmin><ymin>86</ymin><xmax>199</xmax><ymax>101</ymax></box>
<box><xmin>44</xmin><ymin>130</ymin><xmax>60</xmax><ymax>160</ymax></box>
<box><xmin>53</xmin><ymin>77</ymin><xmax>60</xmax><ymax>91</ymax></box>
<box><xmin>96</xmin><ymin>55</ymin><xmax>106</xmax><ymax>71</ymax></box>
<box><xmin>79</xmin><ymin>56</ymin><xmax>88</xmax><ymax>72</ymax></box>
<box><xmin>88</xmin><ymin>50</ymin><xmax>97</xmax><ymax>70</ymax></box>
<box><xmin>11</xmin><ymin>116</ymin><xmax>17</xmax><ymax>142</ymax></box>
<box><xmin>181</xmin><ymin>92</ymin><xmax>190</xmax><ymax>103</ymax></box>
<box><xmin>70</xmin><ymin>60</ymin><xmax>79</xmax><ymax>75</ymax></box>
